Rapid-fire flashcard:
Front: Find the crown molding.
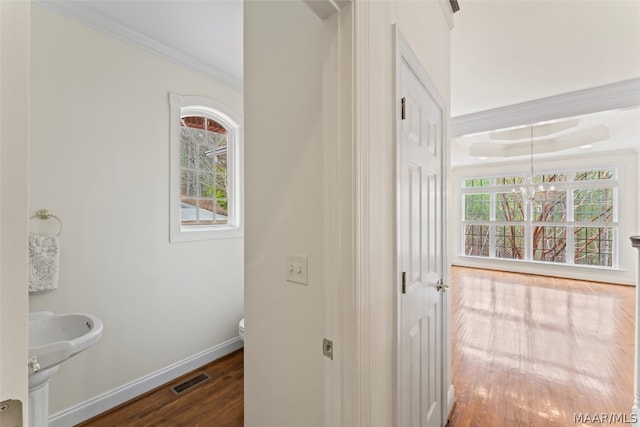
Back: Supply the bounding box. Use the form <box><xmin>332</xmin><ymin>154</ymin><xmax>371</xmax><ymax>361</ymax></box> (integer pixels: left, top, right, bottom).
<box><xmin>452</xmin><ymin>78</ymin><xmax>640</xmax><ymax>137</ymax></box>
<box><xmin>439</xmin><ymin>0</ymin><xmax>455</xmax><ymax>30</ymax></box>
<box><xmin>304</xmin><ymin>0</ymin><xmax>351</xmax><ymax>19</ymax></box>
<box><xmin>33</xmin><ymin>1</ymin><xmax>243</xmax><ymax>91</ymax></box>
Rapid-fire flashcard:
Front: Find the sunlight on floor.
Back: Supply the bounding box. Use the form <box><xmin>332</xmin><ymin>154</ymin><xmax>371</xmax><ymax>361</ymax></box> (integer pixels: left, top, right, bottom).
<box><xmin>449</xmin><ymin>267</ymin><xmax>634</xmax><ymax>426</ymax></box>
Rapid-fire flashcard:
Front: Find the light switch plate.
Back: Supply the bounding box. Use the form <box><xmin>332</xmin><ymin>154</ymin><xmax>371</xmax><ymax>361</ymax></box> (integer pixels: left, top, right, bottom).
<box><xmin>286</xmin><ymin>254</ymin><xmax>308</xmax><ymax>285</ymax></box>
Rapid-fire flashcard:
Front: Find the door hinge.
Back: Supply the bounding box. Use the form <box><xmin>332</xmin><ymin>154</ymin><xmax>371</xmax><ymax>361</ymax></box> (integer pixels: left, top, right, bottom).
<box><xmin>323</xmin><ymin>338</ymin><xmax>333</xmax><ymax>360</ymax></box>
<box><xmin>401</xmin><ymin>271</ymin><xmax>407</xmax><ymax>294</ymax></box>
<box><xmin>401</xmin><ymin>97</ymin><xmax>406</xmax><ymax>120</ymax></box>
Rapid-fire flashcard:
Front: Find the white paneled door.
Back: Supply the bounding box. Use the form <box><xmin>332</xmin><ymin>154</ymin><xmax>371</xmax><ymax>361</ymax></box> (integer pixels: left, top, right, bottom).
<box><xmin>397</xmin><ymin>34</ymin><xmax>445</xmax><ymax>427</ymax></box>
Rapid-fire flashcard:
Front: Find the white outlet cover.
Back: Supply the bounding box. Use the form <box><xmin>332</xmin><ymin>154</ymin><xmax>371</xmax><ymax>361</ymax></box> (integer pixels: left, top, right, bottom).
<box><xmin>286</xmin><ymin>254</ymin><xmax>308</xmax><ymax>285</ymax></box>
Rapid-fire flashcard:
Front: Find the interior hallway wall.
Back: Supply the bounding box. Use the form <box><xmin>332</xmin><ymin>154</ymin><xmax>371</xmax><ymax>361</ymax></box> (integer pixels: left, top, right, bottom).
<box><xmin>244</xmin><ymin>1</ymin><xmax>452</xmax><ymax>425</ymax></box>
<box><xmin>243</xmin><ymin>1</ymin><xmax>330</xmax><ymax>425</ymax></box>
<box><xmin>0</xmin><ymin>0</ymin><xmax>30</xmax><ymax>421</ymax></box>
<box><xmin>29</xmin><ymin>6</ymin><xmax>244</xmax><ymax>416</ymax></box>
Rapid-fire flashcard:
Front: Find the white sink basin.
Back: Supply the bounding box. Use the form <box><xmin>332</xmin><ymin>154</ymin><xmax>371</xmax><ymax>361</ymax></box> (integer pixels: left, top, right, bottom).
<box><xmin>28</xmin><ymin>311</ymin><xmax>103</xmax><ymax>390</ymax></box>
<box><xmin>28</xmin><ymin>311</ymin><xmax>103</xmax><ymax>426</ymax></box>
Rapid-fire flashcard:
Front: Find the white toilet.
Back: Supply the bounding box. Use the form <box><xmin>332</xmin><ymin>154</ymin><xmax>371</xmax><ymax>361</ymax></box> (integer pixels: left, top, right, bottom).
<box><xmin>238</xmin><ymin>318</ymin><xmax>244</xmax><ymax>341</ymax></box>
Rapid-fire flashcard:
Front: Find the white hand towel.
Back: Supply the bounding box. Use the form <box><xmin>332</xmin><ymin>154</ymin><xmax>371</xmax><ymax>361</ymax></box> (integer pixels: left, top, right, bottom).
<box><xmin>29</xmin><ymin>234</ymin><xmax>60</xmax><ymax>294</ymax></box>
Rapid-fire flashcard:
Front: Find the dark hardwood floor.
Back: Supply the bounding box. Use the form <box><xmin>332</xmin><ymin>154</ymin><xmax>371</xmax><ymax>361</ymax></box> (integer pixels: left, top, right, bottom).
<box><xmin>77</xmin><ymin>266</ymin><xmax>634</xmax><ymax>426</ymax></box>
<box><xmin>77</xmin><ymin>350</ymin><xmax>244</xmax><ymax>427</ymax></box>
<box><xmin>448</xmin><ymin>267</ymin><xmax>634</xmax><ymax>427</ymax></box>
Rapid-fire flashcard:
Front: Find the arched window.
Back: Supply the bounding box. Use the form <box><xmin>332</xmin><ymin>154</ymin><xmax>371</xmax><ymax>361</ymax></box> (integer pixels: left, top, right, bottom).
<box><xmin>169</xmin><ymin>94</ymin><xmax>242</xmax><ymax>241</ymax></box>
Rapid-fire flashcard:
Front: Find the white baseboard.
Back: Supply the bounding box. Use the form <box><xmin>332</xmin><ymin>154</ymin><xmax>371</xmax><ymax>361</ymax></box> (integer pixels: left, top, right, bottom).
<box><xmin>49</xmin><ymin>337</ymin><xmax>244</xmax><ymax>427</ymax></box>
<box><xmin>447</xmin><ymin>384</ymin><xmax>455</xmax><ymax>419</ymax></box>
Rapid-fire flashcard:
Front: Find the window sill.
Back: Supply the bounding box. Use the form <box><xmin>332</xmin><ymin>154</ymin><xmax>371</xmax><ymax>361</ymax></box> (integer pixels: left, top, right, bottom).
<box><xmin>458</xmin><ymin>255</ymin><xmax>624</xmax><ymax>272</ymax></box>
<box><xmin>170</xmin><ymin>226</ymin><xmax>243</xmax><ymax>243</ymax></box>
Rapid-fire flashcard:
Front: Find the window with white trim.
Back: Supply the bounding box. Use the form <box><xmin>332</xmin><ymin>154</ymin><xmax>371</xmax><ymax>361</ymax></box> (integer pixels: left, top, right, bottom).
<box><xmin>462</xmin><ymin>169</ymin><xmax>618</xmax><ymax>268</ymax></box>
<box><xmin>169</xmin><ymin>94</ymin><xmax>242</xmax><ymax>242</ymax></box>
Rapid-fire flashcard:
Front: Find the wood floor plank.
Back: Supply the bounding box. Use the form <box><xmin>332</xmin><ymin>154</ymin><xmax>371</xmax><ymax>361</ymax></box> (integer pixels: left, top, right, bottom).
<box><xmin>447</xmin><ymin>267</ymin><xmax>635</xmax><ymax>427</ymax></box>
<box><xmin>76</xmin><ymin>349</ymin><xmax>243</xmax><ymax>427</ymax></box>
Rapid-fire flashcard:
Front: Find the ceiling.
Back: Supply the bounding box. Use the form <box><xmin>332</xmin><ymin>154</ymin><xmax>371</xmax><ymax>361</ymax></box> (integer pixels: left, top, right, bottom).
<box><xmin>35</xmin><ymin>0</ymin><xmax>244</xmax><ymax>90</ymax></box>
<box><xmin>35</xmin><ymin>0</ymin><xmax>640</xmax><ymax>166</ymax></box>
<box><xmin>451</xmin><ymin>0</ymin><xmax>640</xmax><ymax>166</ymax></box>
<box><xmin>450</xmin><ymin>0</ymin><xmax>640</xmax><ymax>117</ymax></box>
<box><xmin>451</xmin><ymin>106</ymin><xmax>640</xmax><ymax>166</ymax></box>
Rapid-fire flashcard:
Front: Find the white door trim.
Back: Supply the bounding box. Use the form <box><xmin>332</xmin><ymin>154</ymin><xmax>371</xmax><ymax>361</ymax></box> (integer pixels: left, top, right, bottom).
<box><xmin>354</xmin><ymin>1</ymin><xmax>371</xmax><ymax>426</ymax></box>
<box><xmin>0</xmin><ymin>0</ymin><xmax>31</xmax><ymax>421</ymax></box>
<box><xmin>320</xmin><ymin>3</ymin><xmax>357</xmax><ymax>427</ymax></box>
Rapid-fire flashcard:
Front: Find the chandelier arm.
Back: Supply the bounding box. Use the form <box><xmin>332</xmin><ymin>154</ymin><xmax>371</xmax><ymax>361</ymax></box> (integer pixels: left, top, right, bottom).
<box><xmin>530</xmin><ymin>126</ymin><xmax>534</xmax><ymax>177</ymax></box>
<box><xmin>522</xmin><ymin>125</ymin><xmax>536</xmax><ymax>204</ymax></box>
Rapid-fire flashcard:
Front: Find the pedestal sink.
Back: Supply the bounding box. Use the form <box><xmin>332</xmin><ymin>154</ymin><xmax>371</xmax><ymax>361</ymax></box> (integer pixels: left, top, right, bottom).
<box><xmin>28</xmin><ymin>311</ymin><xmax>104</xmax><ymax>427</ymax></box>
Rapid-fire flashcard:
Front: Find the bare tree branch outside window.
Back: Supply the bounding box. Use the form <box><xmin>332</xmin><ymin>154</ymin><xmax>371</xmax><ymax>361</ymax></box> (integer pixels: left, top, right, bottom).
<box><xmin>462</xmin><ymin>170</ymin><xmax>616</xmax><ymax>267</ymax></box>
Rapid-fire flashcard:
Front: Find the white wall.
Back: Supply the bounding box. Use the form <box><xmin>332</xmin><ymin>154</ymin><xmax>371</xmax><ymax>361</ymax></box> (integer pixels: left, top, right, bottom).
<box><xmin>29</xmin><ymin>6</ymin><xmax>244</xmax><ymax>416</ymax></box>
<box><xmin>363</xmin><ymin>2</ymin><xmax>452</xmax><ymax>426</ymax></box>
<box><xmin>0</xmin><ymin>0</ymin><xmax>30</xmax><ymax>422</ymax></box>
<box><xmin>451</xmin><ymin>150</ymin><xmax>639</xmax><ymax>285</ymax></box>
<box><xmin>243</xmin><ymin>2</ymin><xmax>331</xmax><ymax>425</ymax></box>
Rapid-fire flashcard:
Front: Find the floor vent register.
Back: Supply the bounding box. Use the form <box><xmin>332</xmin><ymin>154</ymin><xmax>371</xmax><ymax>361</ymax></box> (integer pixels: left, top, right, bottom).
<box><xmin>169</xmin><ymin>372</ymin><xmax>211</xmax><ymax>396</ymax></box>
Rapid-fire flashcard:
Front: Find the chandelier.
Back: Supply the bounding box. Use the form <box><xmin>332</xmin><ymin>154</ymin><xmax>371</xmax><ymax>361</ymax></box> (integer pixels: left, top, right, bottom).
<box><xmin>513</xmin><ymin>126</ymin><xmax>553</xmax><ymax>205</ymax></box>
<box><xmin>520</xmin><ymin>126</ymin><xmax>536</xmax><ymax>204</ymax></box>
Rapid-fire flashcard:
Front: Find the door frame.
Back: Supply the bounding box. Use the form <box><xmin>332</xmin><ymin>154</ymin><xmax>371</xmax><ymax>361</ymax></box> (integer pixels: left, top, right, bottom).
<box><xmin>0</xmin><ymin>0</ymin><xmax>31</xmax><ymax>422</ymax></box>
<box><xmin>393</xmin><ymin>25</ymin><xmax>453</xmax><ymax>427</ymax></box>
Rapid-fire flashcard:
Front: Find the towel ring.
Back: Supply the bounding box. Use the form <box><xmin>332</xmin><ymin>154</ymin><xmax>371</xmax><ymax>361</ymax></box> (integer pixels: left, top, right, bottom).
<box><xmin>30</xmin><ymin>209</ymin><xmax>63</xmax><ymax>237</ymax></box>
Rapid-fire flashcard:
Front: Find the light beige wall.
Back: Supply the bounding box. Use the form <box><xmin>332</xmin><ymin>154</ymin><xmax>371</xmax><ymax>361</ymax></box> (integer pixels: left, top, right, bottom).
<box><xmin>0</xmin><ymin>0</ymin><xmax>30</xmax><ymax>421</ymax></box>
<box><xmin>451</xmin><ymin>150</ymin><xmax>639</xmax><ymax>285</ymax></box>
<box><xmin>365</xmin><ymin>2</ymin><xmax>451</xmax><ymax>425</ymax></box>
<box><xmin>29</xmin><ymin>6</ymin><xmax>244</xmax><ymax>415</ymax></box>
<box><xmin>243</xmin><ymin>1</ymin><xmax>331</xmax><ymax>426</ymax></box>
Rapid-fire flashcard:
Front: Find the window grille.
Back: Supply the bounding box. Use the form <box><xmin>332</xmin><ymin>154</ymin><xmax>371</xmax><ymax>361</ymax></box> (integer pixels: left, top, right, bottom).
<box><xmin>169</xmin><ymin>93</ymin><xmax>242</xmax><ymax>242</ymax></box>
<box><xmin>461</xmin><ymin>168</ymin><xmax>618</xmax><ymax>268</ymax></box>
